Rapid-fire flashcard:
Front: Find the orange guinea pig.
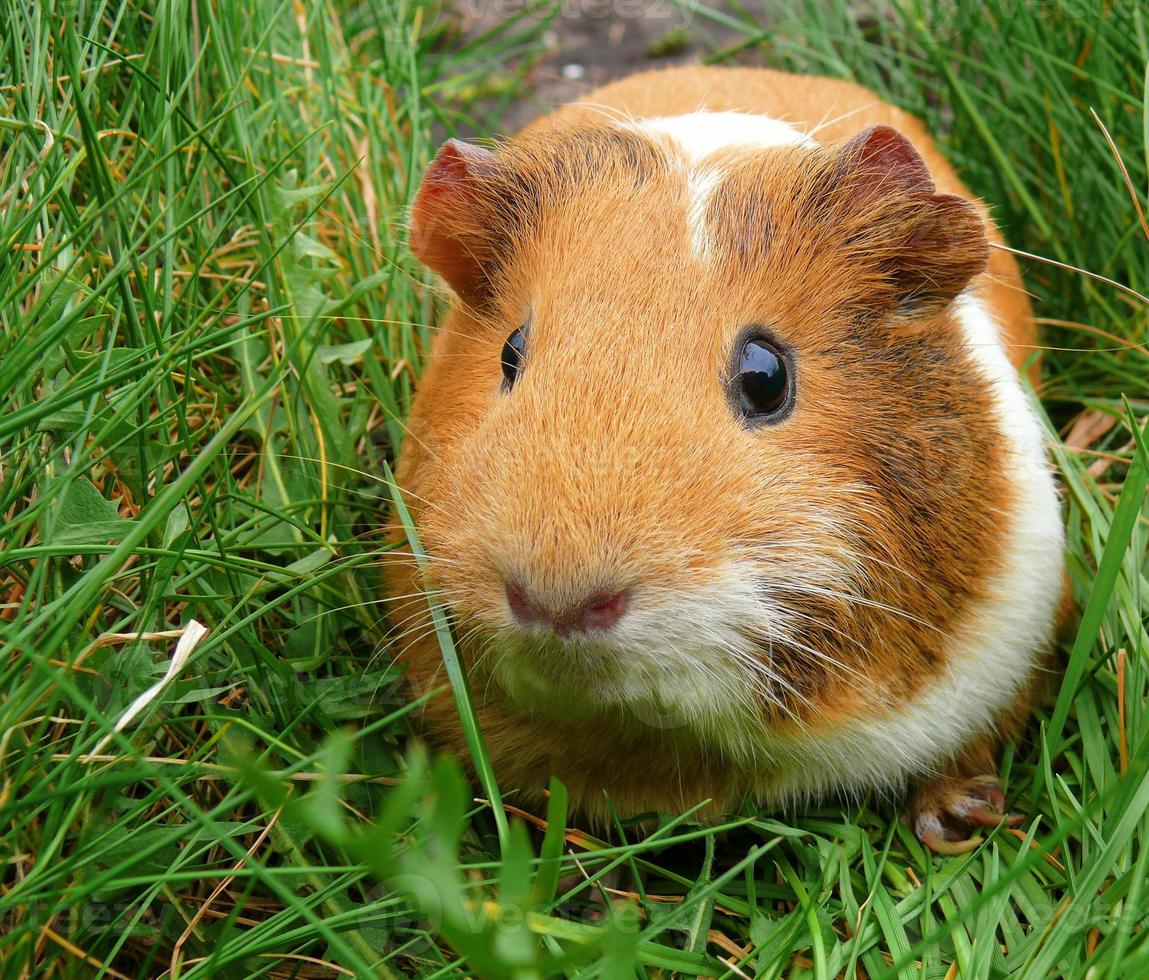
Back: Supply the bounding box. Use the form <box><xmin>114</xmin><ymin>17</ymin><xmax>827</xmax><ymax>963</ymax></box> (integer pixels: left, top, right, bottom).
<box><xmin>388</xmin><ymin>66</ymin><xmax>1066</xmax><ymax>853</ymax></box>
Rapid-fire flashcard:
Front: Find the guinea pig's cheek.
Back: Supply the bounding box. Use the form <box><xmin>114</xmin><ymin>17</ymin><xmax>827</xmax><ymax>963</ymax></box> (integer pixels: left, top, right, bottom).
<box><xmin>408</xmin><ymin>502</ymin><xmax>498</xmax><ymax>621</ymax></box>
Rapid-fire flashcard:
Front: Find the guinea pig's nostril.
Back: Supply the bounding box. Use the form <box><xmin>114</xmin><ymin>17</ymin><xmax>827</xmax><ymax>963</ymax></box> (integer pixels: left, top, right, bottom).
<box><xmin>577</xmin><ymin>590</ymin><xmax>630</xmax><ymax>633</ymax></box>
<box><xmin>505</xmin><ymin>581</ymin><xmax>546</xmax><ymax>628</ymax></box>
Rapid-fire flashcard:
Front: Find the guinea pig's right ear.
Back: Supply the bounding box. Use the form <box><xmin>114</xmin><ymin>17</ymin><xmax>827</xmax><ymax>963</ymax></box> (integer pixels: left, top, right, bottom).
<box><xmin>410</xmin><ymin>139</ymin><xmax>500</xmax><ymax>302</ymax></box>
<box><xmin>829</xmin><ymin>126</ymin><xmax>989</xmax><ymax>315</ymax></box>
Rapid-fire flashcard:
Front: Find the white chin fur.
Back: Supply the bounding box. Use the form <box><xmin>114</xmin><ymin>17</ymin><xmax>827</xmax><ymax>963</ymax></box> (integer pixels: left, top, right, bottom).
<box><xmin>489</xmin><ymin>297</ymin><xmax>1064</xmax><ymax>806</ymax></box>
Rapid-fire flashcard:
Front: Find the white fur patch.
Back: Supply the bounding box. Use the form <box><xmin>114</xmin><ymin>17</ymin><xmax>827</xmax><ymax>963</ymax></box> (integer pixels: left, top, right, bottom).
<box><xmin>630</xmin><ymin>112</ymin><xmax>816</xmax><ymax>259</ymax></box>
<box><xmin>753</xmin><ymin>292</ymin><xmax>1066</xmax><ymax>802</ymax></box>
<box><xmin>638</xmin><ymin>111</ymin><xmax>817</xmax><ymax>162</ymax></box>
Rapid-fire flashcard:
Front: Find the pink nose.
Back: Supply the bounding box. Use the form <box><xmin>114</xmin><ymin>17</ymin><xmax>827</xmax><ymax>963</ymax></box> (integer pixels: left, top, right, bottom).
<box><xmin>505</xmin><ymin>582</ymin><xmax>629</xmax><ymax>636</ymax></box>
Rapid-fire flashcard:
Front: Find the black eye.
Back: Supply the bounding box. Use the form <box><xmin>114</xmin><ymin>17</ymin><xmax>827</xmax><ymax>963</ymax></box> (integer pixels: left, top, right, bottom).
<box><xmin>731</xmin><ymin>332</ymin><xmax>792</xmax><ymax>423</ymax></box>
<box><xmin>501</xmin><ymin>326</ymin><xmax>527</xmax><ymax>389</ymax></box>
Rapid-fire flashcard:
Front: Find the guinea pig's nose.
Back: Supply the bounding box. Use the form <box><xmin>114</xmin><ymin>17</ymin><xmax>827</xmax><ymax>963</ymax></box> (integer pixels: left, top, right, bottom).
<box><xmin>505</xmin><ymin>581</ymin><xmax>629</xmax><ymax>636</ymax></box>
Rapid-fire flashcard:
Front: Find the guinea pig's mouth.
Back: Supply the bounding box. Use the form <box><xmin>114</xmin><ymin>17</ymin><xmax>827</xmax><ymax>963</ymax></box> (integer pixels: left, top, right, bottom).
<box><xmin>460</xmin><ymin>570</ymin><xmax>790</xmax><ymax>736</ymax></box>
<box><xmin>485</xmin><ymin>629</ymin><xmax>627</xmax><ymax>707</ymax></box>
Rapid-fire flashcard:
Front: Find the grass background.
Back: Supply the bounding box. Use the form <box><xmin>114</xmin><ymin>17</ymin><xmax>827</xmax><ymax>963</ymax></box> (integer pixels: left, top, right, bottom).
<box><xmin>0</xmin><ymin>0</ymin><xmax>1146</xmax><ymax>976</ymax></box>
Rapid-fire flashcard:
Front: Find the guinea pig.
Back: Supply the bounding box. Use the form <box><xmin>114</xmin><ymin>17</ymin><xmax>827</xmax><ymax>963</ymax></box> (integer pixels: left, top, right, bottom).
<box><xmin>387</xmin><ymin>66</ymin><xmax>1067</xmax><ymax>854</ymax></box>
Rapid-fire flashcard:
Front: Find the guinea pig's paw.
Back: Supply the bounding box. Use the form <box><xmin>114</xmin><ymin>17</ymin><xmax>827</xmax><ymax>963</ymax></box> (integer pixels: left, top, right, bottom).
<box><xmin>906</xmin><ymin>774</ymin><xmax>1026</xmax><ymax>856</ymax></box>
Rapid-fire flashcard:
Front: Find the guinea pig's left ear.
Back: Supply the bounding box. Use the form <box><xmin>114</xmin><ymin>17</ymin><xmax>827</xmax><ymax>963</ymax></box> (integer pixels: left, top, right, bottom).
<box><xmin>834</xmin><ymin>126</ymin><xmax>989</xmax><ymax>314</ymax></box>
<box><xmin>410</xmin><ymin>139</ymin><xmax>501</xmax><ymax>302</ymax></box>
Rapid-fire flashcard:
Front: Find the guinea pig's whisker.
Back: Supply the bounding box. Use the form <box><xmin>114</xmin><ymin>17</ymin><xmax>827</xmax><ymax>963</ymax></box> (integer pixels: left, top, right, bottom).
<box><xmin>380</xmin><ymin>596</ymin><xmax>480</xmax><ymax>644</ymax></box>
<box><xmin>294</xmin><ymin>596</ymin><xmax>450</xmax><ymax>634</ymax></box>
<box><xmin>305</xmin><ymin>587</ymin><xmax>471</xmax><ymax>625</ymax></box>
<box><xmin>476</xmin><ymin>639</ymin><xmax>511</xmax><ymax>706</ymax></box>
<box><xmin>698</xmin><ymin>661</ymin><xmax>762</xmax><ymax>721</ymax></box>
<box><xmin>374</xmin><ymin>549</ymin><xmax>465</xmax><ymax>566</ymax></box>
<box><xmin>452</xmin><ymin>622</ymin><xmax>492</xmax><ymax>667</ymax></box>
<box><xmin>376</xmin><ymin>601</ymin><xmax>435</xmax><ymax>633</ymax></box>
<box><xmin>719</xmin><ymin>638</ymin><xmax>809</xmax><ymax>708</ymax></box>
<box><xmin>772</xmin><ymin>632</ymin><xmax>866</xmax><ymax>684</ymax></box>
<box><xmin>721</xmin><ymin>659</ymin><xmax>796</xmax><ymax>717</ymax></box>
<box><xmin>376</xmin><ymin>608</ymin><xmax>454</xmax><ymax>649</ymax></box>
<box><xmin>361</xmin><ymin>631</ymin><xmax>410</xmax><ymax>678</ymax></box>
<box><xmin>270</xmin><ymin>450</ymin><xmax>453</xmax><ymax>495</ymax></box>
<box><xmin>420</xmin><ymin>659</ymin><xmax>448</xmax><ymax>698</ymax></box>
<box><xmin>841</xmin><ymin>548</ymin><xmax>935</xmax><ymax>592</ymax></box>
<box><xmin>363</xmin><ymin>601</ymin><xmax>470</xmax><ymax>642</ymax></box>
<box><xmin>365</xmin><ymin>481</ymin><xmax>452</xmax><ymax>518</ymax></box>
<box><xmin>347</xmin><ymin>557</ymin><xmax>467</xmax><ymax>579</ymax></box>
<box><xmin>775</xmin><ymin>580</ymin><xmax>943</xmax><ymax>635</ymax></box>
<box><xmin>805</xmin><ymin>101</ymin><xmax>883</xmax><ymax>139</ymax></box>
<box><xmin>566</xmin><ymin>101</ymin><xmax>637</xmax><ymax>126</ymax></box>
<box><xmin>379</xmin><ymin>589</ymin><xmax>473</xmax><ymax>625</ymax></box>
<box><xmin>774</xmin><ymin>604</ymin><xmax>868</xmax><ymax>654</ymax></box>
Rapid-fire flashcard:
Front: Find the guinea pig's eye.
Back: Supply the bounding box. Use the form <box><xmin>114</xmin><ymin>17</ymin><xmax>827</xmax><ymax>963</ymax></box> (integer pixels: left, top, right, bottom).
<box><xmin>730</xmin><ymin>332</ymin><xmax>793</xmax><ymax>424</ymax></box>
<box><xmin>501</xmin><ymin>326</ymin><xmax>527</xmax><ymax>390</ymax></box>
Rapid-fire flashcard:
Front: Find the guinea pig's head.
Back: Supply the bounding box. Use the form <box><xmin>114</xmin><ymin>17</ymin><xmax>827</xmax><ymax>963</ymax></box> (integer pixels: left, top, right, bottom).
<box><xmin>399</xmin><ymin>120</ymin><xmax>1002</xmax><ymax>751</ymax></box>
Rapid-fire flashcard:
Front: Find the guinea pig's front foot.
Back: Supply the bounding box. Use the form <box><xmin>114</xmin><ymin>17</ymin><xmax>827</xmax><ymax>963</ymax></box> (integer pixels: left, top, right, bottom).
<box><xmin>906</xmin><ymin>774</ymin><xmax>1026</xmax><ymax>855</ymax></box>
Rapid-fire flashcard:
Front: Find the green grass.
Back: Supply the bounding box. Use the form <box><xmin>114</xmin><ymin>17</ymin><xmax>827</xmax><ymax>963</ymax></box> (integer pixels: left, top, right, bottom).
<box><xmin>0</xmin><ymin>0</ymin><xmax>1146</xmax><ymax>976</ymax></box>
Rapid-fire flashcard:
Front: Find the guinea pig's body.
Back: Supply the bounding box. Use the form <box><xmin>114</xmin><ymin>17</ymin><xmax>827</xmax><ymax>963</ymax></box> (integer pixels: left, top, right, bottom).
<box><xmin>390</xmin><ymin>67</ymin><xmax>1066</xmax><ymax>852</ymax></box>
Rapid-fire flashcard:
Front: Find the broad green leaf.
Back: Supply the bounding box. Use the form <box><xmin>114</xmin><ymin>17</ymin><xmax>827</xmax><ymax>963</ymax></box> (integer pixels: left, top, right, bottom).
<box><xmin>45</xmin><ymin>475</ymin><xmax>134</xmax><ymax>545</ymax></box>
<box><xmin>317</xmin><ymin>338</ymin><xmax>373</xmax><ymax>365</ymax></box>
